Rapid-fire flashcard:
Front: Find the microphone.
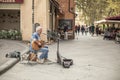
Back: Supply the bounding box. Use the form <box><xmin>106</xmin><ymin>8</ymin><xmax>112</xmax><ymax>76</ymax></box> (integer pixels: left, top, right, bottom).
<box><xmin>42</xmin><ymin>33</ymin><xmax>47</xmax><ymax>35</ymax></box>
<box><xmin>42</xmin><ymin>33</ymin><xmax>60</xmax><ymax>39</ymax></box>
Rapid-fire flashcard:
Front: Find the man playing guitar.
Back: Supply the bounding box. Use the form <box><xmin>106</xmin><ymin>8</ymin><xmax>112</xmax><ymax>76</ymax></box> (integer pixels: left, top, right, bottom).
<box><xmin>29</xmin><ymin>26</ymin><xmax>49</xmax><ymax>63</ymax></box>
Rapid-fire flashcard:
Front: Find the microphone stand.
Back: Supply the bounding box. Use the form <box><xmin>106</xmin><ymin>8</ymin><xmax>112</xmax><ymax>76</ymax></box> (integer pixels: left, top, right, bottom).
<box><xmin>42</xmin><ymin>32</ymin><xmax>62</xmax><ymax>64</ymax></box>
<box><xmin>56</xmin><ymin>36</ymin><xmax>62</xmax><ymax>64</ymax></box>
<box><xmin>42</xmin><ymin>32</ymin><xmax>73</xmax><ymax>68</ymax></box>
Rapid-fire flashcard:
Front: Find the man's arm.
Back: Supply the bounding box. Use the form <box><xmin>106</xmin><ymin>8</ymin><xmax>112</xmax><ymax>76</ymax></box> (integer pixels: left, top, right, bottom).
<box><xmin>32</xmin><ymin>35</ymin><xmax>41</xmax><ymax>46</ymax></box>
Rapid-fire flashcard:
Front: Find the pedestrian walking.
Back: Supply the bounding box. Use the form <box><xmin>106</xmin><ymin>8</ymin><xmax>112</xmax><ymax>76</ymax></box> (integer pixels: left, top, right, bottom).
<box><xmin>77</xmin><ymin>25</ymin><xmax>80</xmax><ymax>35</ymax></box>
<box><xmin>64</xmin><ymin>24</ymin><xmax>68</xmax><ymax>40</ymax></box>
<box><xmin>90</xmin><ymin>24</ymin><xmax>95</xmax><ymax>36</ymax></box>
<box><xmin>81</xmin><ymin>25</ymin><xmax>85</xmax><ymax>35</ymax></box>
<box><xmin>95</xmin><ymin>25</ymin><xmax>99</xmax><ymax>36</ymax></box>
<box><xmin>74</xmin><ymin>25</ymin><xmax>78</xmax><ymax>35</ymax></box>
<box><xmin>85</xmin><ymin>25</ymin><xmax>88</xmax><ymax>35</ymax></box>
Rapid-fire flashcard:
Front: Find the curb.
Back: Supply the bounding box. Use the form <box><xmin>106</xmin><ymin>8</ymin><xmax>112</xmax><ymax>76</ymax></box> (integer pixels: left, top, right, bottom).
<box><xmin>0</xmin><ymin>58</ymin><xmax>19</xmax><ymax>75</ymax></box>
<box><xmin>0</xmin><ymin>42</ymin><xmax>29</xmax><ymax>75</ymax></box>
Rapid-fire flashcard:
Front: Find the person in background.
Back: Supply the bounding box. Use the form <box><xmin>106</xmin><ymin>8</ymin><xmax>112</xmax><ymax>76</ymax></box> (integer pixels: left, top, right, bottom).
<box><xmin>91</xmin><ymin>24</ymin><xmax>95</xmax><ymax>36</ymax></box>
<box><xmin>47</xmin><ymin>29</ymin><xmax>52</xmax><ymax>44</ymax></box>
<box><xmin>96</xmin><ymin>25</ymin><xmax>99</xmax><ymax>36</ymax></box>
<box><xmin>85</xmin><ymin>25</ymin><xmax>88</xmax><ymax>35</ymax></box>
<box><xmin>81</xmin><ymin>25</ymin><xmax>85</xmax><ymax>35</ymax></box>
<box><xmin>103</xmin><ymin>28</ymin><xmax>111</xmax><ymax>40</ymax></box>
<box><xmin>64</xmin><ymin>24</ymin><xmax>68</xmax><ymax>40</ymax></box>
<box><xmin>77</xmin><ymin>25</ymin><xmax>80</xmax><ymax>35</ymax></box>
<box><xmin>74</xmin><ymin>25</ymin><xmax>78</xmax><ymax>35</ymax></box>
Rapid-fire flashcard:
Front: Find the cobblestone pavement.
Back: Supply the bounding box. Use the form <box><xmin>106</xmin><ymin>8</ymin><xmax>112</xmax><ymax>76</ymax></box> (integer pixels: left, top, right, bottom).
<box><xmin>0</xmin><ymin>39</ymin><xmax>28</xmax><ymax>66</ymax></box>
<box><xmin>0</xmin><ymin>34</ymin><xmax>120</xmax><ymax>80</ymax></box>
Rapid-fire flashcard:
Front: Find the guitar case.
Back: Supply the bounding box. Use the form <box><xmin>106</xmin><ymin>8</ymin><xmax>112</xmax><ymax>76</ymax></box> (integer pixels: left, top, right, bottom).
<box><xmin>62</xmin><ymin>59</ymin><xmax>73</xmax><ymax>68</ymax></box>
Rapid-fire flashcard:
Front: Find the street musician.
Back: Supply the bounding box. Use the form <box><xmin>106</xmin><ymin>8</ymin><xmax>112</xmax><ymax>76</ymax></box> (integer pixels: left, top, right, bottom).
<box><xmin>29</xmin><ymin>26</ymin><xmax>49</xmax><ymax>63</ymax></box>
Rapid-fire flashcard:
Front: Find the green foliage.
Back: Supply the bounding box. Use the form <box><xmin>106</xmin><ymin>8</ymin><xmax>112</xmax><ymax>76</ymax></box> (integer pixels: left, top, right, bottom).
<box><xmin>106</xmin><ymin>0</ymin><xmax>120</xmax><ymax>16</ymax></box>
<box><xmin>1</xmin><ymin>30</ymin><xmax>8</xmax><ymax>39</ymax></box>
<box><xmin>76</xmin><ymin>0</ymin><xmax>120</xmax><ymax>25</ymax></box>
<box><xmin>0</xmin><ymin>29</ymin><xmax>22</xmax><ymax>40</ymax></box>
<box><xmin>0</xmin><ymin>31</ymin><xmax>3</xmax><ymax>39</ymax></box>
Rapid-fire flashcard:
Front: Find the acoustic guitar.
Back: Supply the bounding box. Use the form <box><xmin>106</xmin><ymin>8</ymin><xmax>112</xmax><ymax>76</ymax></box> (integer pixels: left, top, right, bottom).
<box><xmin>32</xmin><ymin>40</ymin><xmax>45</xmax><ymax>50</ymax></box>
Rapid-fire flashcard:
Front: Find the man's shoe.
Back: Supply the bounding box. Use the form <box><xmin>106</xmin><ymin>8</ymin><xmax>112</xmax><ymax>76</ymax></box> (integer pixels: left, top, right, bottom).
<box><xmin>36</xmin><ymin>59</ymin><xmax>44</xmax><ymax>64</ymax></box>
<box><xmin>44</xmin><ymin>59</ymin><xmax>51</xmax><ymax>62</ymax></box>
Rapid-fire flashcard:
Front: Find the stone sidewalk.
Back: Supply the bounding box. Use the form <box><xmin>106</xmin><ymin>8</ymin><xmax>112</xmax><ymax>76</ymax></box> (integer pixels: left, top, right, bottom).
<box><xmin>0</xmin><ymin>34</ymin><xmax>120</xmax><ymax>80</ymax></box>
<box><xmin>0</xmin><ymin>39</ymin><xmax>29</xmax><ymax>75</ymax></box>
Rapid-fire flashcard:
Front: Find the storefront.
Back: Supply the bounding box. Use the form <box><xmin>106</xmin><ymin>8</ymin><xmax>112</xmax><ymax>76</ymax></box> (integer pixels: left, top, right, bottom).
<box><xmin>0</xmin><ymin>0</ymin><xmax>75</xmax><ymax>41</ymax></box>
<box><xmin>95</xmin><ymin>15</ymin><xmax>120</xmax><ymax>33</ymax></box>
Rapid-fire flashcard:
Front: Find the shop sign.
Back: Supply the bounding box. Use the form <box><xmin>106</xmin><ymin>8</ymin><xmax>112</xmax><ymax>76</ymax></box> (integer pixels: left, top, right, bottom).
<box><xmin>0</xmin><ymin>0</ymin><xmax>23</xmax><ymax>3</ymax></box>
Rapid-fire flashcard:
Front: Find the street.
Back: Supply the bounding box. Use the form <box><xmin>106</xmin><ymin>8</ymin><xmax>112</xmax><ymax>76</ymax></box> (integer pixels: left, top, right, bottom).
<box><xmin>0</xmin><ymin>40</ymin><xmax>28</xmax><ymax>66</ymax></box>
<box><xmin>0</xmin><ymin>34</ymin><xmax>120</xmax><ymax>80</ymax></box>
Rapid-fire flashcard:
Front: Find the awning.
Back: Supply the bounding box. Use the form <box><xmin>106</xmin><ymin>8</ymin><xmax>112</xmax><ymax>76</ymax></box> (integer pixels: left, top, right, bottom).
<box><xmin>95</xmin><ymin>15</ymin><xmax>120</xmax><ymax>24</ymax></box>
<box><xmin>105</xmin><ymin>15</ymin><xmax>120</xmax><ymax>20</ymax></box>
<box><xmin>95</xmin><ymin>19</ymin><xmax>120</xmax><ymax>24</ymax></box>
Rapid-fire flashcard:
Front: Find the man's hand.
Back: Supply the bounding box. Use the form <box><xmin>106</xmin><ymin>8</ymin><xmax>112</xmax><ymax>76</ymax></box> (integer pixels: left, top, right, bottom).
<box><xmin>38</xmin><ymin>42</ymin><xmax>41</xmax><ymax>46</ymax></box>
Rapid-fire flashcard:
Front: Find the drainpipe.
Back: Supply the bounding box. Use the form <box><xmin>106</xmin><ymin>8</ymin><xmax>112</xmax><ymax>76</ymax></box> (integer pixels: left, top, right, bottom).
<box><xmin>32</xmin><ymin>0</ymin><xmax>35</xmax><ymax>33</ymax></box>
<box><xmin>68</xmin><ymin>0</ymin><xmax>75</xmax><ymax>39</ymax></box>
<box><xmin>68</xmin><ymin>0</ymin><xmax>75</xmax><ymax>14</ymax></box>
<box><xmin>68</xmin><ymin>0</ymin><xmax>75</xmax><ymax>24</ymax></box>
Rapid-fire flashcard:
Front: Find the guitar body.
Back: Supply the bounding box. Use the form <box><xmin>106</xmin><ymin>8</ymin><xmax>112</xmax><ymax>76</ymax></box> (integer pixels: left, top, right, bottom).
<box><xmin>32</xmin><ymin>40</ymin><xmax>45</xmax><ymax>50</ymax></box>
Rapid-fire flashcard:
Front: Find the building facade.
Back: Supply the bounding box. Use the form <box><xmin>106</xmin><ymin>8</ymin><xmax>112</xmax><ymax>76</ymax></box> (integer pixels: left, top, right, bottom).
<box><xmin>57</xmin><ymin>0</ymin><xmax>75</xmax><ymax>39</ymax></box>
<box><xmin>0</xmin><ymin>0</ymin><xmax>75</xmax><ymax>41</ymax></box>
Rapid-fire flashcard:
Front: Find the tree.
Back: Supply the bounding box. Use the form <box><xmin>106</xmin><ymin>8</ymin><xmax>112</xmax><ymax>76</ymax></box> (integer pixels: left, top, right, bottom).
<box><xmin>106</xmin><ymin>0</ymin><xmax>120</xmax><ymax>16</ymax></box>
<box><xmin>76</xmin><ymin>0</ymin><xmax>120</xmax><ymax>25</ymax></box>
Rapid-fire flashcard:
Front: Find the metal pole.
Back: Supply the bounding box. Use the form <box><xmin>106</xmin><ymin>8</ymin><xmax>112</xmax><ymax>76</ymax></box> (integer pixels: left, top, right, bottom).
<box><xmin>32</xmin><ymin>0</ymin><xmax>34</xmax><ymax>33</ymax></box>
<box><xmin>57</xmin><ymin>36</ymin><xmax>62</xmax><ymax>64</ymax></box>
